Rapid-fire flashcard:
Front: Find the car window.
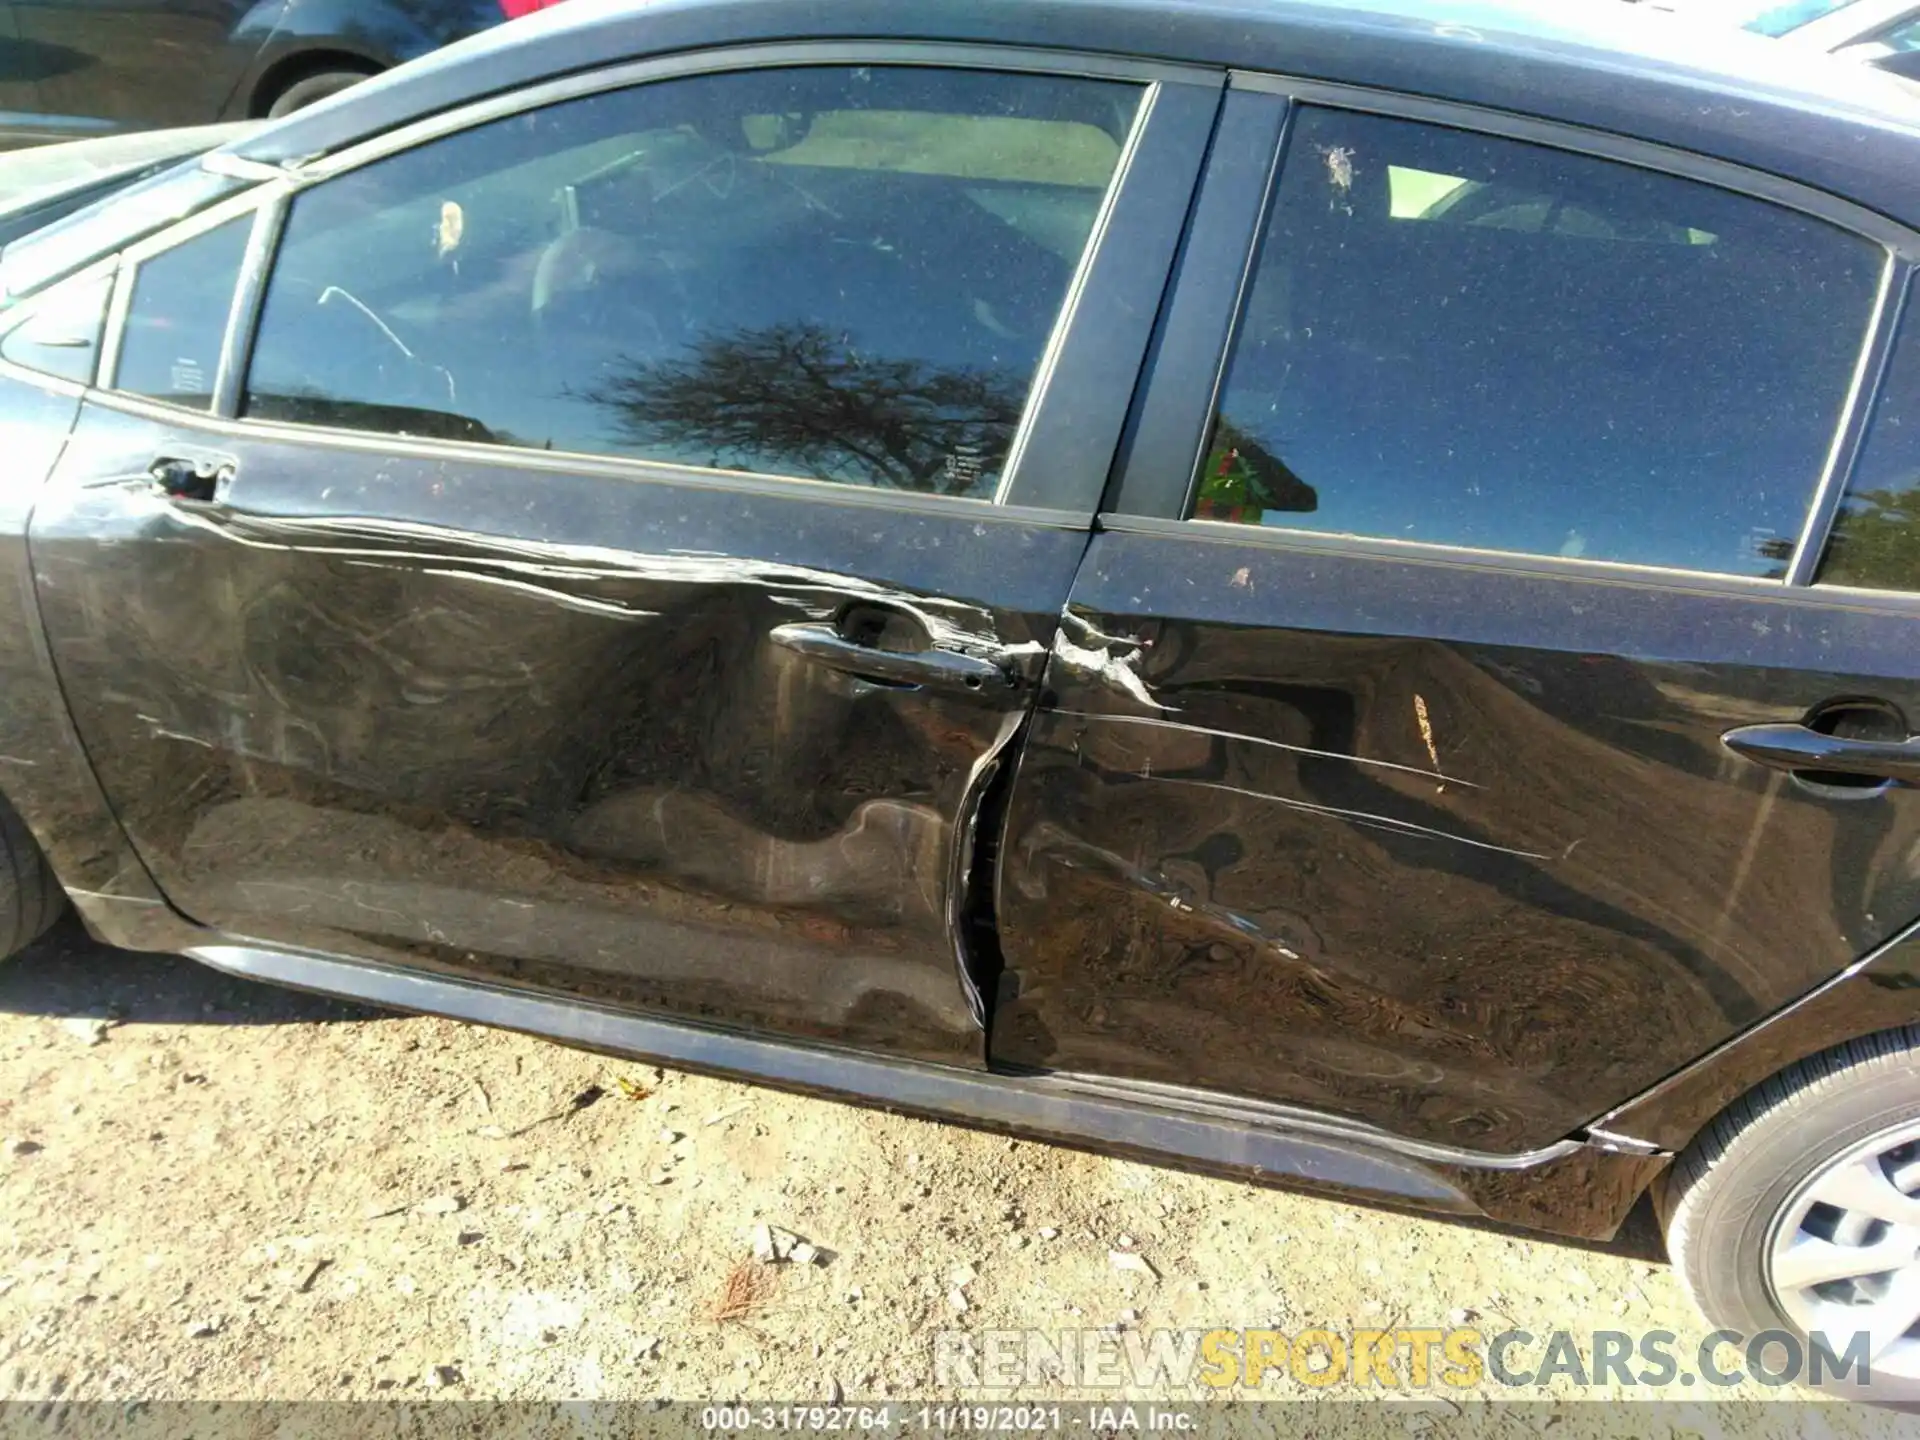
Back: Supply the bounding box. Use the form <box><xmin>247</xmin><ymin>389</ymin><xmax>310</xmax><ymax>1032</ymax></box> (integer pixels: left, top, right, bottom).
<box><xmin>242</xmin><ymin>66</ymin><xmax>1143</xmax><ymax>498</ymax></box>
<box><xmin>1815</xmin><ymin>296</ymin><xmax>1920</xmax><ymax>590</ymax></box>
<box><xmin>1873</xmin><ymin>12</ymin><xmax>1920</xmax><ymax>49</ymax></box>
<box><xmin>1743</xmin><ymin>0</ymin><xmax>1866</xmax><ymax>36</ymax></box>
<box><xmin>111</xmin><ymin>215</ymin><xmax>249</xmax><ymax>410</ymax></box>
<box><xmin>1193</xmin><ymin>107</ymin><xmax>1884</xmax><ymax>576</ymax></box>
<box><xmin>0</xmin><ymin>270</ymin><xmax>110</xmax><ymax>385</ymax></box>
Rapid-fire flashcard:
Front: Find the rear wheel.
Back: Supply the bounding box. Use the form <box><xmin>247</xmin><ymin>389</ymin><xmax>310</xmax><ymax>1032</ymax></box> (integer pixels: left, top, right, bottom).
<box><xmin>265</xmin><ymin>68</ymin><xmax>374</xmax><ymax>119</ymax></box>
<box><xmin>1666</xmin><ymin>1028</ymin><xmax>1920</xmax><ymax>1398</ymax></box>
<box><xmin>0</xmin><ymin>792</ymin><xmax>64</xmax><ymax>961</ymax></box>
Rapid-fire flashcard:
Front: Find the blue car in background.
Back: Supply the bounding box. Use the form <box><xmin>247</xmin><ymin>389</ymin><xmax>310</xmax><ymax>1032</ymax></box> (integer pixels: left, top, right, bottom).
<box><xmin>0</xmin><ymin>0</ymin><xmax>555</xmax><ymax>148</ymax></box>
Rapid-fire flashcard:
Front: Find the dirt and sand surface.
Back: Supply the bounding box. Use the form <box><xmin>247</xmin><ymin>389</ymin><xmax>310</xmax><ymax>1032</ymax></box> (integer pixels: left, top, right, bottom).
<box><xmin>0</xmin><ymin>919</ymin><xmax>1911</xmax><ymax>1438</ymax></box>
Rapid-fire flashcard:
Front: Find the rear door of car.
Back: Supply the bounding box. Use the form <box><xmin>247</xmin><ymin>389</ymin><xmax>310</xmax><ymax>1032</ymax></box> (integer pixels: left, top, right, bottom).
<box><xmin>22</xmin><ymin>46</ymin><xmax>1221</xmax><ymax>1065</ymax></box>
<box><xmin>989</xmin><ymin>78</ymin><xmax>1920</xmax><ymax>1154</ymax></box>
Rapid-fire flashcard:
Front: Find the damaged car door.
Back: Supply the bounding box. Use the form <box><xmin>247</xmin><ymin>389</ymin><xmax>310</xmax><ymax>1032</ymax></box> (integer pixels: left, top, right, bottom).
<box><xmin>25</xmin><ymin>54</ymin><xmax>1219</xmax><ymax>1063</ymax></box>
<box><xmin>991</xmin><ymin>91</ymin><xmax>1917</xmax><ymax>1154</ymax></box>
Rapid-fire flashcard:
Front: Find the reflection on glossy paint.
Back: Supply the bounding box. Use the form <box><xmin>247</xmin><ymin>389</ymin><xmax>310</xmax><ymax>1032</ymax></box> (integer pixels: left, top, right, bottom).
<box><xmin>997</xmin><ymin>526</ymin><xmax>1920</xmax><ymax>1153</ymax></box>
<box><xmin>1155</xmin><ymin>776</ymin><xmax>1552</xmax><ymax>860</ymax></box>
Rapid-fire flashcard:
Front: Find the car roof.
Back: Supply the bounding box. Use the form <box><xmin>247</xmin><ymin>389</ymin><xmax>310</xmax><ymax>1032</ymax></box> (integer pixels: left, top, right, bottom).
<box><xmin>224</xmin><ymin>0</ymin><xmax>1920</xmax><ymax>231</ymax></box>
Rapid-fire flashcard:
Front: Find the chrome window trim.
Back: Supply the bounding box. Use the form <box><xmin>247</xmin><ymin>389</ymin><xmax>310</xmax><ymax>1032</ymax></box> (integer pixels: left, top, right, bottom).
<box><xmin>0</xmin><ymin>357</ymin><xmax>88</xmax><ymax>399</ymax></box>
<box><xmin>1101</xmin><ymin>510</ymin><xmax>1816</xmax><ymax>599</ymax></box>
<box><xmin>114</xmin><ymin>182</ymin><xmax>278</xmax><ymax>268</ymax></box>
<box><xmin>212</xmin><ymin>190</ymin><xmax>291</xmax><ymax>420</ymax></box>
<box><xmin>78</xmin><ymin>384</ymin><xmax>1097</xmax><ymax>529</ymax></box>
<box><xmin>1796</xmin><ymin>578</ymin><xmax>1920</xmax><ymax>614</ymax></box>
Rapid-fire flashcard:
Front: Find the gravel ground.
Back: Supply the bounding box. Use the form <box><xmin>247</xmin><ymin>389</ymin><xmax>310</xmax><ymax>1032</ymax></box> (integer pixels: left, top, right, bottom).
<box><xmin>0</xmin><ymin>917</ymin><xmax>1913</xmax><ymax>1437</ymax></box>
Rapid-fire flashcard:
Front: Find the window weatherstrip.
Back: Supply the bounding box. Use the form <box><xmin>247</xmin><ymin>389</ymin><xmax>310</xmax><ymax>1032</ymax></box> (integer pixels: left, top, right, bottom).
<box><xmin>1787</xmin><ymin>261</ymin><xmax>1909</xmax><ymax>587</ymax></box>
<box><xmin>213</xmin><ymin>189</ymin><xmax>289</xmax><ymax>420</ymax></box>
<box><xmin>81</xmin><ymin>380</ymin><xmax>1094</xmax><ymax>528</ymax></box>
<box><xmin>1106</xmin><ymin>508</ymin><xmax>1818</xmax><ymax>594</ymax></box>
<box><xmin>1227</xmin><ymin>72</ymin><xmax>1917</xmax><ymax>255</ymax></box>
<box><xmin>95</xmin><ymin>258</ymin><xmax>133</xmax><ymax>394</ymax></box>
<box><xmin>293</xmin><ymin>42</ymin><xmax>1215</xmax><ymax>187</ymax></box>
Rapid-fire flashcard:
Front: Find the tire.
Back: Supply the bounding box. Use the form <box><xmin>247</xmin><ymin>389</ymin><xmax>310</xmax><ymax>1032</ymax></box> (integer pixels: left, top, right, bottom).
<box><xmin>1666</xmin><ymin>1027</ymin><xmax>1920</xmax><ymax>1400</ymax></box>
<box><xmin>0</xmin><ymin>791</ymin><xmax>64</xmax><ymax>961</ymax></box>
<box><xmin>265</xmin><ymin>69</ymin><xmax>373</xmax><ymax>119</ymax></box>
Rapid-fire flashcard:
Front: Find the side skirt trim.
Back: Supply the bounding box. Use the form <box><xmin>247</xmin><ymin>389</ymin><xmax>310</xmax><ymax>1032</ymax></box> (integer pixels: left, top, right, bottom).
<box><xmin>189</xmin><ymin>940</ymin><xmax>1545</xmax><ymax>1215</ymax></box>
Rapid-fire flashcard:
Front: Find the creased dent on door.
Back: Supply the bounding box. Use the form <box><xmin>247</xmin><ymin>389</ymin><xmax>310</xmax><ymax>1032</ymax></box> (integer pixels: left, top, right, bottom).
<box><xmin>1049</xmin><ymin>610</ymin><xmax>1167</xmax><ymax>710</ymax></box>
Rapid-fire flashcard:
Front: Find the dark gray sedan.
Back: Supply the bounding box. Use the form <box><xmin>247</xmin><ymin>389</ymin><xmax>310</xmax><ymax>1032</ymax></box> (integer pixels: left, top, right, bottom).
<box><xmin>6</xmin><ymin>0</ymin><xmax>1920</xmax><ymax>1395</ymax></box>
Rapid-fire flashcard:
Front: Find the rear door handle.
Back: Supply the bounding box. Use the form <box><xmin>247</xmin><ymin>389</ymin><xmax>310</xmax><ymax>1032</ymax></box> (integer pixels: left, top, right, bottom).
<box><xmin>769</xmin><ymin>621</ymin><xmax>1025</xmax><ymax>698</ymax></box>
<box><xmin>148</xmin><ymin>456</ymin><xmax>233</xmax><ymax>504</ymax></box>
<box><xmin>1722</xmin><ymin>722</ymin><xmax>1920</xmax><ymax>783</ymax></box>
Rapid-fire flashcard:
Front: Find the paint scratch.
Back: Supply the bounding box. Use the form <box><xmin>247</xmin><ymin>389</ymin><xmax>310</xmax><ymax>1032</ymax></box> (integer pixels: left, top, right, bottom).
<box><xmin>1160</xmin><ymin>777</ymin><xmax>1551</xmax><ymax>861</ymax></box>
<box><xmin>1058</xmin><ymin>710</ymin><xmax>1476</xmax><ymax>789</ymax></box>
<box><xmin>1413</xmin><ymin>694</ymin><xmax>1444</xmax><ymax>793</ymax></box>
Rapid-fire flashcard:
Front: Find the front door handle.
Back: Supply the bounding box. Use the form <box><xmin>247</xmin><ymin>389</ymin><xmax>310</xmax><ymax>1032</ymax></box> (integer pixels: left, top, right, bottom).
<box><xmin>148</xmin><ymin>456</ymin><xmax>232</xmax><ymax>504</ymax></box>
<box><xmin>1722</xmin><ymin>722</ymin><xmax>1920</xmax><ymax>784</ymax></box>
<box><xmin>769</xmin><ymin>621</ymin><xmax>1024</xmax><ymax>697</ymax></box>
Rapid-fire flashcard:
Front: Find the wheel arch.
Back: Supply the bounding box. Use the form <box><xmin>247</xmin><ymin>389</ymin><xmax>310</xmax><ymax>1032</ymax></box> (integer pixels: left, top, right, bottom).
<box><xmin>1590</xmin><ymin>919</ymin><xmax>1920</xmax><ymax>1163</ymax></box>
<box><xmin>245</xmin><ymin>48</ymin><xmax>387</xmax><ymax>119</ymax></box>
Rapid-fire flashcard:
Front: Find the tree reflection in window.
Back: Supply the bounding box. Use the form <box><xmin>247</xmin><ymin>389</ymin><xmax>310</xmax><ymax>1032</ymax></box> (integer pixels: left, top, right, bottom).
<box><xmin>1193</xmin><ymin>419</ymin><xmax>1319</xmax><ymax>525</ymax></box>
<box><xmin>1820</xmin><ymin>314</ymin><xmax>1920</xmax><ymax>592</ymax></box>
<box><xmin>1822</xmin><ymin>485</ymin><xmax>1920</xmax><ymax>590</ymax></box>
<box><xmin>578</xmin><ymin>322</ymin><xmax>1026</xmax><ymax>498</ymax></box>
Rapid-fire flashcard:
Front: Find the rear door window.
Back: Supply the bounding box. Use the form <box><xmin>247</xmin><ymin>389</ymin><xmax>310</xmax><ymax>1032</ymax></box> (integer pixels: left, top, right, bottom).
<box><xmin>1194</xmin><ymin>107</ymin><xmax>1885</xmax><ymax>576</ymax></box>
<box><xmin>242</xmin><ymin>66</ymin><xmax>1144</xmax><ymax>498</ymax></box>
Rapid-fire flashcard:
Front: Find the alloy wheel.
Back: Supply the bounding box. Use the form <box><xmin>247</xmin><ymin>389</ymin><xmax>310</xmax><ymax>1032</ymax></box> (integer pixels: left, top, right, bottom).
<box><xmin>1766</xmin><ymin>1120</ymin><xmax>1920</xmax><ymax>1380</ymax></box>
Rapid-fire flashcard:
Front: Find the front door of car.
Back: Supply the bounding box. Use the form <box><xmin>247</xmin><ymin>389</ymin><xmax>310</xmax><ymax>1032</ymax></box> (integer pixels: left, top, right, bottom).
<box><xmin>990</xmin><ymin>86</ymin><xmax>1920</xmax><ymax>1152</ymax></box>
<box><xmin>27</xmin><ymin>52</ymin><xmax>1221</xmax><ymax>1064</ymax></box>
